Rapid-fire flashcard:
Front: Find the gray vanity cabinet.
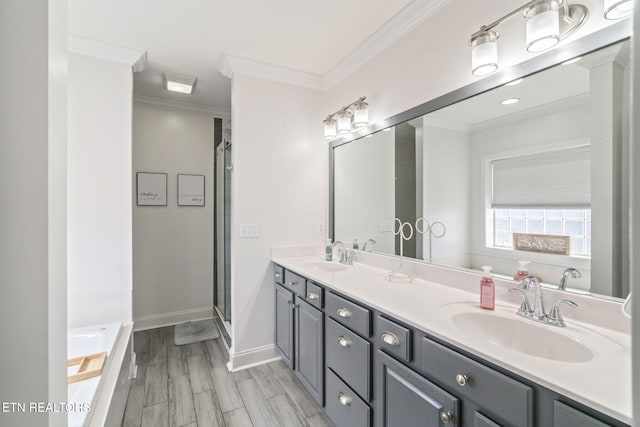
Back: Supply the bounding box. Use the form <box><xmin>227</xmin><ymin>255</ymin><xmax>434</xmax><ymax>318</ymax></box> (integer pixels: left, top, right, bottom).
<box><xmin>376</xmin><ymin>350</ymin><xmax>459</xmax><ymax>427</ymax></box>
<box><xmin>295</xmin><ymin>297</ymin><xmax>324</xmax><ymax>405</ymax></box>
<box><xmin>275</xmin><ymin>284</ymin><xmax>294</xmax><ymax>369</ymax></box>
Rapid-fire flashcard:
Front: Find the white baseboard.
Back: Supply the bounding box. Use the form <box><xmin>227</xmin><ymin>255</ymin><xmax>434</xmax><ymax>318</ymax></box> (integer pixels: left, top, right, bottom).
<box><xmin>133</xmin><ymin>307</ymin><xmax>213</xmax><ymax>331</ymax></box>
<box><xmin>227</xmin><ymin>344</ymin><xmax>281</xmax><ymax>372</ymax></box>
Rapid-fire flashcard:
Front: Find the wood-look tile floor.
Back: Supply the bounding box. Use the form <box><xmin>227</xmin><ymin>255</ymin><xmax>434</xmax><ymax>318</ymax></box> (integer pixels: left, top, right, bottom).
<box><xmin>122</xmin><ymin>326</ymin><xmax>334</xmax><ymax>427</ymax></box>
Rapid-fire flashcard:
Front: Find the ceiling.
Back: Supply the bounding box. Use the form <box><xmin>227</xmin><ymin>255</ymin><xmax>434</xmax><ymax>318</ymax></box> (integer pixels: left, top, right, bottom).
<box><xmin>69</xmin><ymin>0</ymin><xmax>443</xmax><ymax>115</ymax></box>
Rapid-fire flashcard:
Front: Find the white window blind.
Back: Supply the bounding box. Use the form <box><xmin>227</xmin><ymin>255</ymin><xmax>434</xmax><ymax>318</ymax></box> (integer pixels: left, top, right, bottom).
<box><xmin>491</xmin><ymin>145</ymin><xmax>591</xmax><ymax>208</ymax></box>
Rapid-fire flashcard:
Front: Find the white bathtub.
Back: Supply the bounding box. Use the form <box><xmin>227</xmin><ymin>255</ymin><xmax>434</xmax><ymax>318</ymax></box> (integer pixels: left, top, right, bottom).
<box><xmin>67</xmin><ymin>322</ymin><xmax>122</xmax><ymax>427</ymax></box>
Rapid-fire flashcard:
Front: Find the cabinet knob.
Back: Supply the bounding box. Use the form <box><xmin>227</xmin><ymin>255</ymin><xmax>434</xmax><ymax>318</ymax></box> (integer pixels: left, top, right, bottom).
<box><xmin>307</xmin><ymin>292</ymin><xmax>319</xmax><ymax>300</ymax></box>
<box><xmin>455</xmin><ymin>374</ymin><xmax>469</xmax><ymax>387</ymax></box>
<box><xmin>337</xmin><ymin>336</ymin><xmax>351</xmax><ymax>347</ymax></box>
<box><xmin>275</xmin><ymin>272</ymin><xmax>281</xmax><ymax>278</ymax></box>
<box><xmin>287</xmin><ymin>281</ymin><xmax>297</xmax><ymax>287</ymax></box>
<box><xmin>381</xmin><ymin>331</ymin><xmax>401</xmax><ymax>347</ymax></box>
<box><xmin>336</xmin><ymin>307</ymin><xmax>352</xmax><ymax>318</ymax></box>
<box><xmin>338</xmin><ymin>392</ymin><xmax>351</xmax><ymax>406</ymax></box>
<box><xmin>439</xmin><ymin>410</ymin><xmax>453</xmax><ymax>423</ymax></box>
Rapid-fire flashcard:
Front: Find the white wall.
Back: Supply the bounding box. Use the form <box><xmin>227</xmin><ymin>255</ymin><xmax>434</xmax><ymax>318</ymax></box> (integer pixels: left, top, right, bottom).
<box><xmin>230</xmin><ymin>73</ymin><xmax>325</xmax><ymax>367</ymax></box>
<box><xmin>422</xmin><ymin>121</ymin><xmax>471</xmax><ymax>267</ymax></box>
<box><xmin>0</xmin><ymin>1</ymin><xmax>68</xmax><ymax>426</ymax></box>
<box><xmin>132</xmin><ymin>106</ymin><xmax>215</xmax><ymax>329</ymax></box>
<box><xmin>334</xmin><ymin>130</ymin><xmax>395</xmax><ymax>253</ymax></box>
<box><xmin>67</xmin><ymin>53</ymin><xmax>133</xmax><ymax>328</ymax></box>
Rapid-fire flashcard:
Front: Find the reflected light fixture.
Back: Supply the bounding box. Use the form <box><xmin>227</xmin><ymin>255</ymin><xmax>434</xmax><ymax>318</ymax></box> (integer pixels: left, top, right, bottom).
<box><xmin>604</xmin><ymin>0</ymin><xmax>633</xmax><ymax>19</ymax></box>
<box><xmin>323</xmin><ymin>97</ymin><xmax>369</xmax><ymax>139</ymax></box>
<box><xmin>501</xmin><ymin>98</ymin><xmax>520</xmax><ymax>105</ymax></box>
<box><xmin>165</xmin><ymin>73</ymin><xmax>197</xmax><ymax>94</ymax></box>
<box><xmin>468</xmin><ymin>0</ymin><xmax>589</xmax><ymax>76</ymax></box>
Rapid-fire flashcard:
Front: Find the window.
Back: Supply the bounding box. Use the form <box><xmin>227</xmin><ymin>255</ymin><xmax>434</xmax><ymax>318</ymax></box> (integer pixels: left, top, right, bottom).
<box><xmin>493</xmin><ymin>208</ymin><xmax>591</xmax><ymax>256</ymax></box>
<box><xmin>487</xmin><ymin>144</ymin><xmax>591</xmax><ymax>258</ymax></box>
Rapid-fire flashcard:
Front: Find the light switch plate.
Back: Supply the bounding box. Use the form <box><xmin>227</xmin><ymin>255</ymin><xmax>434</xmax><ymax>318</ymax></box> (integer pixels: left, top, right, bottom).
<box><xmin>317</xmin><ymin>221</ymin><xmax>325</xmax><ymax>235</ymax></box>
<box><xmin>239</xmin><ymin>223</ymin><xmax>259</xmax><ymax>238</ymax></box>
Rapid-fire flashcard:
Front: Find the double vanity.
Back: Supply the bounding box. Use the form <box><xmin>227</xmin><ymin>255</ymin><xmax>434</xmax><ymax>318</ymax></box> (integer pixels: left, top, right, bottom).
<box><xmin>272</xmin><ymin>248</ymin><xmax>630</xmax><ymax>427</ymax></box>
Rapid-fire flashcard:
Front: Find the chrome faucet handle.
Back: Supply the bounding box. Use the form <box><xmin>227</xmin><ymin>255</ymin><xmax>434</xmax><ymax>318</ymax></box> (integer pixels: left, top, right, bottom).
<box><xmin>517</xmin><ymin>275</ymin><xmax>538</xmax><ymax>289</ymax></box>
<box><xmin>510</xmin><ymin>288</ymin><xmax>533</xmax><ymax>315</ymax></box>
<box><xmin>547</xmin><ymin>299</ymin><xmax>578</xmax><ymax>327</ymax></box>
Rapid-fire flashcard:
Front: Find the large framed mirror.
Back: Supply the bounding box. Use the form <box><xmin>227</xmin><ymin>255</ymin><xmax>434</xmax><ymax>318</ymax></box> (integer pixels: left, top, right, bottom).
<box><xmin>330</xmin><ymin>22</ymin><xmax>632</xmax><ymax>300</ymax></box>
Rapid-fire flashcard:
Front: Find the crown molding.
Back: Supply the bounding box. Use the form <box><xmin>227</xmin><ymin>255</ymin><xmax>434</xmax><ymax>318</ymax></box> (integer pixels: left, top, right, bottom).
<box><xmin>133</xmin><ymin>95</ymin><xmax>231</xmax><ymax>119</ymax></box>
<box><xmin>219</xmin><ymin>54</ymin><xmax>324</xmax><ymax>90</ymax></box>
<box><xmin>323</xmin><ymin>0</ymin><xmax>452</xmax><ymax>89</ymax></box>
<box><xmin>219</xmin><ymin>0</ymin><xmax>452</xmax><ymax>91</ymax></box>
<box><xmin>68</xmin><ymin>34</ymin><xmax>147</xmax><ymax>71</ymax></box>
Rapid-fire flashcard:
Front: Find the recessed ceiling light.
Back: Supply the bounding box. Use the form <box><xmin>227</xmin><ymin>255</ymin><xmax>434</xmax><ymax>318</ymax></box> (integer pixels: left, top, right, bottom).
<box><xmin>500</xmin><ymin>98</ymin><xmax>520</xmax><ymax>105</ymax></box>
<box><xmin>165</xmin><ymin>73</ymin><xmax>196</xmax><ymax>94</ymax></box>
<box><xmin>504</xmin><ymin>78</ymin><xmax>523</xmax><ymax>87</ymax></box>
<box><xmin>561</xmin><ymin>57</ymin><xmax>582</xmax><ymax>65</ymax></box>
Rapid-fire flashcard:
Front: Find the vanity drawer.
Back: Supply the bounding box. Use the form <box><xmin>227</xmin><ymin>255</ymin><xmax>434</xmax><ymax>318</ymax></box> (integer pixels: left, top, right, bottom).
<box><xmin>283</xmin><ymin>270</ymin><xmax>305</xmax><ymax>297</ymax></box>
<box><xmin>274</xmin><ymin>265</ymin><xmax>284</xmax><ymax>285</ymax></box>
<box><xmin>553</xmin><ymin>401</ymin><xmax>610</xmax><ymax>427</ymax></box>
<box><xmin>374</xmin><ymin>315</ymin><xmax>411</xmax><ymax>362</ymax></box>
<box><xmin>474</xmin><ymin>412</ymin><xmax>502</xmax><ymax>427</ymax></box>
<box><xmin>326</xmin><ymin>368</ymin><xmax>371</xmax><ymax>427</ymax></box>
<box><xmin>421</xmin><ymin>337</ymin><xmax>533</xmax><ymax>427</ymax></box>
<box><xmin>305</xmin><ymin>281</ymin><xmax>323</xmax><ymax>309</ymax></box>
<box><xmin>326</xmin><ymin>318</ymin><xmax>371</xmax><ymax>400</ymax></box>
<box><xmin>326</xmin><ymin>292</ymin><xmax>371</xmax><ymax>337</ymax></box>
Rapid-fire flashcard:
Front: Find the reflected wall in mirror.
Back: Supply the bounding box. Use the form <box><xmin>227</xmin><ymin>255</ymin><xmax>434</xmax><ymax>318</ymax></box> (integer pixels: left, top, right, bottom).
<box><xmin>332</xmin><ymin>31</ymin><xmax>631</xmax><ymax>300</ymax></box>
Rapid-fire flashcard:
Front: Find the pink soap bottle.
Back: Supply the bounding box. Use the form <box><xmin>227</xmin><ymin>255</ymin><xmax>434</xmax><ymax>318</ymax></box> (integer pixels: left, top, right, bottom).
<box><xmin>480</xmin><ymin>266</ymin><xmax>495</xmax><ymax>310</ymax></box>
<box><xmin>513</xmin><ymin>260</ymin><xmax>531</xmax><ymax>281</ymax></box>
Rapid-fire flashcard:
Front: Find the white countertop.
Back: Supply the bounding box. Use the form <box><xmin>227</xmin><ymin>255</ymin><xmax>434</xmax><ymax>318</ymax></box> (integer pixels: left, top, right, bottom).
<box><xmin>272</xmin><ymin>252</ymin><xmax>632</xmax><ymax>425</ymax></box>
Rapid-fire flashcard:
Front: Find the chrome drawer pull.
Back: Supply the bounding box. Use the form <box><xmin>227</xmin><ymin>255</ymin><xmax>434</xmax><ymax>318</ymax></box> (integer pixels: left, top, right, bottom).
<box><xmin>275</xmin><ymin>272</ymin><xmax>281</xmax><ymax>278</ymax></box>
<box><xmin>287</xmin><ymin>281</ymin><xmax>297</xmax><ymax>287</ymax></box>
<box><xmin>439</xmin><ymin>410</ymin><xmax>453</xmax><ymax>423</ymax></box>
<box><xmin>337</xmin><ymin>336</ymin><xmax>351</xmax><ymax>347</ymax></box>
<box><xmin>307</xmin><ymin>291</ymin><xmax>319</xmax><ymax>300</ymax></box>
<box><xmin>336</xmin><ymin>307</ymin><xmax>352</xmax><ymax>318</ymax></box>
<box><xmin>455</xmin><ymin>374</ymin><xmax>469</xmax><ymax>387</ymax></box>
<box><xmin>338</xmin><ymin>392</ymin><xmax>351</xmax><ymax>406</ymax></box>
<box><xmin>381</xmin><ymin>331</ymin><xmax>401</xmax><ymax>346</ymax></box>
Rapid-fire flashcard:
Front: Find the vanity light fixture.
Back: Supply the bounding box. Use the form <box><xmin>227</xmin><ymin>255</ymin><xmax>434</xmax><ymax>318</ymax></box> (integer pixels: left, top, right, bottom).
<box><xmin>468</xmin><ymin>0</ymin><xmax>589</xmax><ymax>76</ymax></box>
<box><xmin>501</xmin><ymin>98</ymin><xmax>520</xmax><ymax>105</ymax></box>
<box><xmin>165</xmin><ymin>73</ymin><xmax>197</xmax><ymax>94</ymax></box>
<box><xmin>323</xmin><ymin>97</ymin><xmax>369</xmax><ymax>139</ymax></box>
<box><xmin>604</xmin><ymin>0</ymin><xmax>633</xmax><ymax>19</ymax></box>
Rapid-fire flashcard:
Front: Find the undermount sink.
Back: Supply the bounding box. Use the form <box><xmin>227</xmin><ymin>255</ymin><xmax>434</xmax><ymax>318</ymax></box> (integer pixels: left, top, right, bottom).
<box><xmin>442</xmin><ymin>304</ymin><xmax>593</xmax><ymax>363</ymax></box>
<box><xmin>303</xmin><ymin>261</ymin><xmax>349</xmax><ymax>273</ymax></box>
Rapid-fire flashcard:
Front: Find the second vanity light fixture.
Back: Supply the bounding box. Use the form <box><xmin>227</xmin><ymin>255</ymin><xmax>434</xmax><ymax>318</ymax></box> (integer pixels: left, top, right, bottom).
<box><xmin>469</xmin><ymin>0</ymin><xmax>590</xmax><ymax>76</ymax></box>
<box><xmin>323</xmin><ymin>97</ymin><xmax>369</xmax><ymax>139</ymax></box>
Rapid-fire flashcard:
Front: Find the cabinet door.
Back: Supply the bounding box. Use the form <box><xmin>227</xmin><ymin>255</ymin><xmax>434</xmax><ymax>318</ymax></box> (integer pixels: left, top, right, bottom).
<box><xmin>376</xmin><ymin>350</ymin><xmax>459</xmax><ymax>427</ymax></box>
<box><xmin>275</xmin><ymin>285</ymin><xmax>294</xmax><ymax>369</ymax></box>
<box><xmin>295</xmin><ymin>297</ymin><xmax>324</xmax><ymax>405</ymax></box>
<box><xmin>553</xmin><ymin>401</ymin><xmax>611</xmax><ymax>427</ymax></box>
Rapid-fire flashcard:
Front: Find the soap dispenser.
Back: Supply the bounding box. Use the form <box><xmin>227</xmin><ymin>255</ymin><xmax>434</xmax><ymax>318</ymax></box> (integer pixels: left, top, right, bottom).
<box><xmin>480</xmin><ymin>266</ymin><xmax>495</xmax><ymax>310</ymax></box>
<box><xmin>325</xmin><ymin>239</ymin><xmax>333</xmax><ymax>261</ymax></box>
<box><xmin>353</xmin><ymin>238</ymin><xmax>359</xmax><ymax>250</ymax></box>
<box><xmin>513</xmin><ymin>260</ymin><xmax>531</xmax><ymax>281</ymax></box>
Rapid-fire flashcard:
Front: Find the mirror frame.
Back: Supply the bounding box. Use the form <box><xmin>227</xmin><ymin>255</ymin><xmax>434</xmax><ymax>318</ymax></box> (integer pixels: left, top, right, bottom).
<box><xmin>329</xmin><ymin>20</ymin><xmax>632</xmax><ymax>287</ymax></box>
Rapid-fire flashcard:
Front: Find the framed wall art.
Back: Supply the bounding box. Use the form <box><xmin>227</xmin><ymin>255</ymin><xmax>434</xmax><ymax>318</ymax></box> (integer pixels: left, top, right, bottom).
<box><xmin>136</xmin><ymin>172</ymin><xmax>167</xmax><ymax>206</ymax></box>
<box><xmin>178</xmin><ymin>174</ymin><xmax>205</xmax><ymax>206</ymax></box>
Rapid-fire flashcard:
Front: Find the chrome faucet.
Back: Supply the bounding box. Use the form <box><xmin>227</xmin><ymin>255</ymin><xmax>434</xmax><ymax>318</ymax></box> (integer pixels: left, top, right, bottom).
<box><xmin>559</xmin><ymin>267</ymin><xmax>581</xmax><ymax>290</ymax></box>
<box><xmin>332</xmin><ymin>241</ymin><xmax>355</xmax><ymax>265</ymax></box>
<box><xmin>362</xmin><ymin>238</ymin><xmax>377</xmax><ymax>252</ymax></box>
<box><xmin>510</xmin><ymin>275</ymin><xmax>578</xmax><ymax>327</ymax></box>
<box><xmin>517</xmin><ymin>275</ymin><xmax>546</xmax><ymax>320</ymax></box>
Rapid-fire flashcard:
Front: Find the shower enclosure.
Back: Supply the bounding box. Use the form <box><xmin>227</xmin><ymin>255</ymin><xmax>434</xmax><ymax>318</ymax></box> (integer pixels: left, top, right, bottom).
<box><xmin>215</xmin><ymin>138</ymin><xmax>231</xmax><ymax>325</ymax></box>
